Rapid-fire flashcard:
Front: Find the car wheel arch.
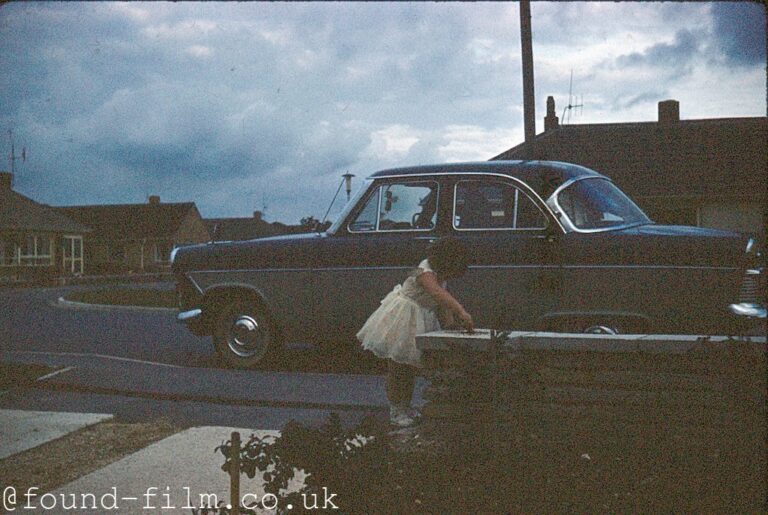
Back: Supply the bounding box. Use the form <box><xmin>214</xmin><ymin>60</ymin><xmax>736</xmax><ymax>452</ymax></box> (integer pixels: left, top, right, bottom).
<box><xmin>202</xmin><ymin>285</ymin><xmax>281</xmax><ymax>338</ymax></box>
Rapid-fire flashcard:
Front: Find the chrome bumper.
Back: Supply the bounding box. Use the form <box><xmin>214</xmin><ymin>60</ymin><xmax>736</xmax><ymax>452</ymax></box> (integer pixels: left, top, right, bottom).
<box><xmin>177</xmin><ymin>308</ymin><xmax>203</xmax><ymax>323</ymax></box>
<box><xmin>728</xmin><ymin>303</ymin><xmax>767</xmax><ymax>319</ymax></box>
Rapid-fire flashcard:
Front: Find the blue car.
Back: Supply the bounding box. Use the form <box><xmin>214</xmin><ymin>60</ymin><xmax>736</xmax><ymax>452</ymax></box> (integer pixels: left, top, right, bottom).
<box><xmin>172</xmin><ymin>161</ymin><xmax>765</xmax><ymax>367</ymax></box>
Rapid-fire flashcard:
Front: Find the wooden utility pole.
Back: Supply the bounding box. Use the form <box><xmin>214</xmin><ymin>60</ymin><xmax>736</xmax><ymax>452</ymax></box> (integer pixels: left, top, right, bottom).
<box><xmin>519</xmin><ymin>0</ymin><xmax>536</xmax><ymax>159</ymax></box>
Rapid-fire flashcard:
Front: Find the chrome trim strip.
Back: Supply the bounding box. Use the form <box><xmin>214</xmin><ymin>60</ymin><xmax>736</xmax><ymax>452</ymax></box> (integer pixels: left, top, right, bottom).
<box><xmin>190</xmin><ymin>266</ymin><xmax>414</xmax><ymax>275</ymax></box>
<box><xmin>550</xmin><ymin>176</ymin><xmax>652</xmax><ymax>234</ymax></box>
<box><xmin>186</xmin><ymin>274</ymin><xmax>204</xmax><ymax>294</ymax></box>
<box><xmin>561</xmin><ymin>265</ymin><xmax>737</xmax><ymax>271</ymax></box>
<box><xmin>451</xmin><ymin>179</ymin><xmax>549</xmax><ymax>232</ymax></box>
<box><xmin>177</xmin><ymin>308</ymin><xmax>202</xmax><ymax>323</ymax></box>
<box><xmin>728</xmin><ymin>303</ymin><xmax>767</xmax><ymax>319</ymax></box>
<box><xmin>169</xmin><ymin>246</ymin><xmax>179</xmax><ymax>266</ymax></box>
<box><xmin>185</xmin><ymin>263</ymin><xmax>738</xmax><ymax>275</ymax></box>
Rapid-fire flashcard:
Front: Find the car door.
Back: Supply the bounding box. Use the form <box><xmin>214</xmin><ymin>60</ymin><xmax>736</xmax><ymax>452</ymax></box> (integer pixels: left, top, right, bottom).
<box><xmin>314</xmin><ymin>177</ymin><xmax>446</xmax><ymax>343</ymax></box>
<box><xmin>446</xmin><ymin>176</ymin><xmax>562</xmax><ymax>330</ymax></box>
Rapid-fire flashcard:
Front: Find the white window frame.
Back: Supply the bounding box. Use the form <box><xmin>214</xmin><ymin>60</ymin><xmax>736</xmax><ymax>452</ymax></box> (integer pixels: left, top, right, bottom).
<box><xmin>17</xmin><ymin>234</ymin><xmax>54</xmax><ymax>267</ymax></box>
<box><xmin>62</xmin><ymin>235</ymin><xmax>84</xmax><ymax>275</ymax></box>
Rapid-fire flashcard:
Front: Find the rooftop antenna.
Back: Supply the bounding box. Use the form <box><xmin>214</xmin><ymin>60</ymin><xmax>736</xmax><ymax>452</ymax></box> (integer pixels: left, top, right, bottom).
<box><xmin>7</xmin><ymin>129</ymin><xmax>26</xmax><ymax>186</ymax></box>
<box><xmin>561</xmin><ymin>70</ymin><xmax>584</xmax><ymax>125</ymax></box>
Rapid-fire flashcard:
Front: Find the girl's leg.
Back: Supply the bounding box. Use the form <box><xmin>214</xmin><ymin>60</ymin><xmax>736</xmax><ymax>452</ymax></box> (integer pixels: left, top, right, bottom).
<box><xmin>386</xmin><ymin>359</ymin><xmax>416</xmax><ymax>406</ymax></box>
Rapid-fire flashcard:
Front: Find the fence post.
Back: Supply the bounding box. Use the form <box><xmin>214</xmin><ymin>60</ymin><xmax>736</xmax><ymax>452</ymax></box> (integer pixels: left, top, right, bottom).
<box><xmin>230</xmin><ymin>431</ymin><xmax>240</xmax><ymax>515</ymax></box>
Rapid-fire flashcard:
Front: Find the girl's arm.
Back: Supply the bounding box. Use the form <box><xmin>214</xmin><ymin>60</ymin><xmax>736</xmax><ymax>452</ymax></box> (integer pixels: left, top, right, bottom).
<box><xmin>438</xmin><ymin>306</ymin><xmax>456</xmax><ymax>328</ymax></box>
<box><xmin>417</xmin><ymin>271</ymin><xmax>474</xmax><ymax>331</ymax></box>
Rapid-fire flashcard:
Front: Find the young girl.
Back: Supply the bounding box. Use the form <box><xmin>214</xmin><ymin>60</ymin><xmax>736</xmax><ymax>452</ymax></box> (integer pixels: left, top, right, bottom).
<box><xmin>356</xmin><ymin>237</ymin><xmax>474</xmax><ymax>427</ymax></box>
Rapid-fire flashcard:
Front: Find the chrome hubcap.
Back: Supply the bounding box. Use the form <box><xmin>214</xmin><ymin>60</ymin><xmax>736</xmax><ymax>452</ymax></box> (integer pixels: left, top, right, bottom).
<box><xmin>227</xmin><ymin>315</ymin><xmax>266</xmax><ymax>358</ymax></box>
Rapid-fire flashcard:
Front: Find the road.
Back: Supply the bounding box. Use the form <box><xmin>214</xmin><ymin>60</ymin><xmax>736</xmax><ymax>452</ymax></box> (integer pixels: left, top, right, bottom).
<box><xmin>0</xmin><ymin>283</ymin><xmax>212</xmax><ymax>368</ymax></box>
<box><xmin>0</xmin><ymin>284</ymin><xmax>395</xmax><ymax>429</ymax></box>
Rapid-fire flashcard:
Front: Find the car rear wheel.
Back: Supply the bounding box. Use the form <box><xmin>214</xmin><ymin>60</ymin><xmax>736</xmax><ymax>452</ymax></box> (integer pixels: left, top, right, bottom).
<box><xmin>213</xmin><ymin>299</ymin><xmax>281</xmax><ymax>368</ymax></box>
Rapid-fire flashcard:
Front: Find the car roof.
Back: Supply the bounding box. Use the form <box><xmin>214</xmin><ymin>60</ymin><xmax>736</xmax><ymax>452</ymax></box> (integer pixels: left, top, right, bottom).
<box><xmin>368</xmin><ymin>160</ymin><xmax>604</xmax><ymax>200</ymax></box>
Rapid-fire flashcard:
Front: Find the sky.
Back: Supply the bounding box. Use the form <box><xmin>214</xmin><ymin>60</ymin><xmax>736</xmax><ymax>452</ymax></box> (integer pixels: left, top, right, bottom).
<box><xmin>1</xmin><ymin>2</ymin><xmax>765</xmax><ymax>225</ymax></box>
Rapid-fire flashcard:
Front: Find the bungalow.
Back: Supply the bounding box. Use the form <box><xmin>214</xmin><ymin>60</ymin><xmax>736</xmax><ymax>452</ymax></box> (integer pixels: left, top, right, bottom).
<box><xmin>205</xmin><ymin>210</ymin><xmax>289</xmax><ymax>241</ymax></box>
<box><xmin>58</xmin><ymin>196</ymin><xmax>210</xmax><ymax>275</ymax></box>
<box><xmin>493</xmin><ymin>99</ymin><xmax>767</xmax><ymax>241</ymax></box>
<box><xmin>0</xmin><ymin>172</ymin><xmax>90</xmax><ymax>282</ymax></box>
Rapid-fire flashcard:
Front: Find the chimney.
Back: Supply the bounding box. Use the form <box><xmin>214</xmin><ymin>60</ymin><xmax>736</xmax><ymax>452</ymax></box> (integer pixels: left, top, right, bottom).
<box><xmin>658</xmin><ymin>100</ymin><xmax>680</xmax><ymax>124</ymax></box>
<box><xmin>544</xmin><ymin>96</ymin><xmax>559</xmax><ymax>131</ymax></box>
<box><xmin>148</xmin><ymin>195</ymin><xmax>161</xmax><ymax>205</ymax></box>
<box><xmin>0</xmin><ymin>172</ymin><xmax>12</xmax><ymax>191</ymax></box>
<box><xmin>253</xmin><ymin>210</ymin><xmax>263</xmax><ymax>222</ymax></box>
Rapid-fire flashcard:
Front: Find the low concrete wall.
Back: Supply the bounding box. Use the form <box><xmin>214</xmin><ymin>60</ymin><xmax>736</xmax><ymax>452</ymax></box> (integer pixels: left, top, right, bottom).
<box><xmin>413</xmin><ymin>330</ymin><xmax>766</xmax><ymax>510</ymax></box>
<box><xmin>417</xmin><ymin>329</ymin><xmax>765</xmax><ymax>438</ymax></box>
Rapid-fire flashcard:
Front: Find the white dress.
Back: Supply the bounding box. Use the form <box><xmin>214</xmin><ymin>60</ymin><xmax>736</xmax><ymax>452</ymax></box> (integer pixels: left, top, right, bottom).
<box><xmin>356</xmin><ymin>259</ymin><xmax>443</xmax><ymax>368</ymax></box>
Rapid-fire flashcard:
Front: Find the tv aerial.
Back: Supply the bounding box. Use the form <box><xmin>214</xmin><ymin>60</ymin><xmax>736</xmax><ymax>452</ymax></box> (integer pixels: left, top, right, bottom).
<box><xmin>561</xmin><ymin>70</ymin><xmax>583</xmax><ymax>125</ymax></box>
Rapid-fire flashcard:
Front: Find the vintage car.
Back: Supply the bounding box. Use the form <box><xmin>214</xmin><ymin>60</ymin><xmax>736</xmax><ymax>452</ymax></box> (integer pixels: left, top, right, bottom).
<box><xmin>172</xmin><ymin>161</ymin><xmax>765</xmax><ymax>367</ymax></box>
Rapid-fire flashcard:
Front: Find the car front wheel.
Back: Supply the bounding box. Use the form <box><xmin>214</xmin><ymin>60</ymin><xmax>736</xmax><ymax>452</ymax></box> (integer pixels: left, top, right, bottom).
<box><xmin>213</xmin><ymin>299</ymin><xmax>280</xmax><ymax>368</ymax></box>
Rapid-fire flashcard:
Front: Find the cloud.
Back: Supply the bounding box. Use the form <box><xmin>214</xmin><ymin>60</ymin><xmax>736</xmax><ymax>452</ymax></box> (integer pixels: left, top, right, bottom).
<box><xmin>710</xmin><ymin>2</ymin><xmax>766</xmax><ymax>66</ymax></box>
<box><xmin>186</xmin><ymin>45</ymin><xmax>213</xmax><ymax>58</ymax></box>
<box><xmin>616</xmin><ymin>29</ymin><xmax>702</xmax><ymax>69</ymax></box>
<box><xmin>0</xmin><ymin>2</ymin><xmax>765</xmax><ymax>224</ymax></box>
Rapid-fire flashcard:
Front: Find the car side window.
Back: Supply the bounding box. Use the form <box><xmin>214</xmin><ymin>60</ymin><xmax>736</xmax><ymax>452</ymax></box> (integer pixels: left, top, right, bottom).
<box><xmin>349</xmin><ymin>181</ymin><xmax>438</xmax><ymax>232</ymax></box>
<box><xmin>454</xmin><ymin>180</ymin><xmax>547</xmax><ymax>230</ymax></box>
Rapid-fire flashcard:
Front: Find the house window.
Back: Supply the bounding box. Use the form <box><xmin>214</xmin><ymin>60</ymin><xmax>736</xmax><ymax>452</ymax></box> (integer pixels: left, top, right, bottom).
<box><xmin>154</xmin><ymin>242</ymin><xmax>172</xmax><ymax>263</ymax></box>
<box><xmin>0</xmin><ymin>239</ymin><xmax>14</xmax><ymax>266</ymax></box>
<box><xmin>62</xmin><ymin>236</ymin><xmax>84</xmax><ymax>275</ymax></box>
<box><xmin>19</xmin><ymin>234</ymin><xmax>54</xmax><ymax>266</ymax></box>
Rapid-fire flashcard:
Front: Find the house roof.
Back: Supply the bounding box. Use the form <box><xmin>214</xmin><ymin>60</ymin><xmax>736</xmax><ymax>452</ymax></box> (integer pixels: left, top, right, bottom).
<box><xmin>492</xmin><ymin>116</ymin><xmax>767</xmax><ymax>202</ymax></box>
<box><xmin>0</xmin><ymin>188</ymin><xmax>90</xmax><ymax>234</ymax></box>
<box><xmin>58</xmin><ymin>202</ymin><xmax>199</xmax><ymax>241</ymax></box>
<box><xmin>205</xmin><ymin>217</ymin><xmax>289</xmax><ymax>241</ymax></box>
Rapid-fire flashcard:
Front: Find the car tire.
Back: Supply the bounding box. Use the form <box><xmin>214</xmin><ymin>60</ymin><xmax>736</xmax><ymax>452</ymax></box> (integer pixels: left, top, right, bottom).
<box><xmin>213</xmin><ymin>299</ymin><xmax>281</xmax><ymax>369</ymax></box>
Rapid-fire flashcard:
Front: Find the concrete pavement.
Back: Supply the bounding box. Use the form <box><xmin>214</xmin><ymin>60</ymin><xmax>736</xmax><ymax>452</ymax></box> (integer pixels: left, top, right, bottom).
<box><xmin>50</xmin><ymin>426</ymin><xmax>301</xmax><ymax>515</ymax></box>
<box><xmin>0</xmin><ymin>409</ymin><xmax>113</xmax><ymax>460</ymax></box>
<box><xmin>0</xmin><ymin>413</ymin><xmax>296</xmax><ymax>514</ymax></box>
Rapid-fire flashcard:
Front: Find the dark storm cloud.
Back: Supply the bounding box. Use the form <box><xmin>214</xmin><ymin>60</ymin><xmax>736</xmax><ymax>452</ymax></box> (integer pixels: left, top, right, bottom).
<box><xmin>1</xmin><ymin>2</ymin><xmax>765</xmax><ymax>223</ymax></box>
<box><xmin>710</xmin><ymin>2</ymin><xmax>766</xmax><ymax>66</ymax></box>
<box><xmin>616</xmin><ymin>29</ymin><xmax>702</xmax><ymax>69</ymax></box>
<box><xmin>0</xmin><ymin>2</ymin><xmax>525</xmax><ymax>222</ymax></box>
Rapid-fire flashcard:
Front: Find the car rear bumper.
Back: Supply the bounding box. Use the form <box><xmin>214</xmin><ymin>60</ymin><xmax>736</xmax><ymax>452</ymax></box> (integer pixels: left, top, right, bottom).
<box><xmin>177</xmin><ymin>308</ymin><xmax>203</xmax><ymax>323</ymax></box>
<box><xmin>728</xmin><ymin>302</ymin><xmax>767</xmax><ymax>319</ymax></box>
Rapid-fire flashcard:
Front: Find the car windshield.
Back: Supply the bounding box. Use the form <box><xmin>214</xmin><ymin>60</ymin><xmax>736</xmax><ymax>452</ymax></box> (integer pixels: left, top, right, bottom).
<box><xmin>327</xmin><ymin>180</ymin><xmax>373</xmax><ymax>234</ymax></box>
<box><xmin>557</xmin><ymin>178</ymin><xmax>651</xmax><ymax>230</ymax></box>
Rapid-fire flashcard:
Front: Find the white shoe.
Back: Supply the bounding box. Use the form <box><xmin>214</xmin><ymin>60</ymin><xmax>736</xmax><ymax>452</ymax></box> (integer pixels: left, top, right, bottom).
<box><xmin>406</xmin><ymin>406</ymin><xmax>422</xmax><ymax>420</ymax></box>
<box><xmin>389</xmin><ymin>405</ymin><xmax>415</xmax><ymax>427</ymax></box>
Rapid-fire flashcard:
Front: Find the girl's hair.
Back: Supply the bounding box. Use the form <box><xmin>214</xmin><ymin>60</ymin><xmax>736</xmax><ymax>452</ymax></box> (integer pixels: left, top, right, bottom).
<box><xmin>427</xmin><ymin>237</ymin><xmax>469</xmax><ymax>279</ymax></box>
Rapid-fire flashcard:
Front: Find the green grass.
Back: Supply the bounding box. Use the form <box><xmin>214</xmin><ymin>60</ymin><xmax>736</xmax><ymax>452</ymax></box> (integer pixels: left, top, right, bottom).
<box><xmin>64</xmin><ymin>288</ymin><xmax>177</xmax><ymax>308</ymax></box>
